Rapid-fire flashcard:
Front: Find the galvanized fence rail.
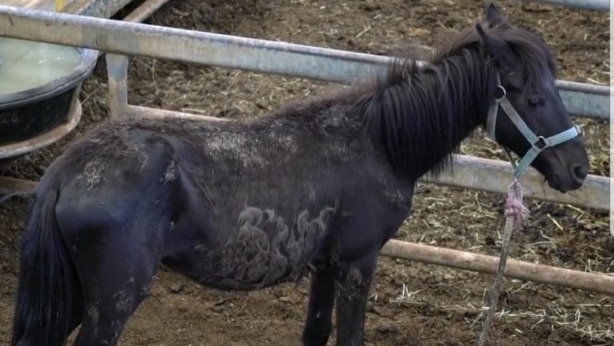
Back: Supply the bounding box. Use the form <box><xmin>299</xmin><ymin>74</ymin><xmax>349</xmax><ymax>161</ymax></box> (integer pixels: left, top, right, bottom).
<box><xmin>0</xmin><ymin>5</ymin><xmax>610</xmax><ymax>119</ymax></box>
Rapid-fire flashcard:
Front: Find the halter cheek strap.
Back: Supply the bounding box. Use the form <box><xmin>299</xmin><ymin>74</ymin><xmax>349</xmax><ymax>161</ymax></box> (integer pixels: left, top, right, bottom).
<box><xmin>485</xmin><ymin>75</ymin><xmax>580</xmax><ymax>178</ymax></box>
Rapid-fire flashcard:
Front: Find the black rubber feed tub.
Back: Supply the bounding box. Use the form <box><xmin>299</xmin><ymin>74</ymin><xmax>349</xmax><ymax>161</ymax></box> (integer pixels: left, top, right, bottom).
<box><xmin>0</xmin><ymin>38</ymin><xmax>98</xmax><ymax>160</ymax></box>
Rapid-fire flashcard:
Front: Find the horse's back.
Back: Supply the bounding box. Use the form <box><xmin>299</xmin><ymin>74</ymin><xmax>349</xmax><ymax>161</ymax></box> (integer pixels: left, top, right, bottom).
<box><xmin>47</xmin><ymin>115</ymin><xmax>402</xmax><ymax>291</ymax></box>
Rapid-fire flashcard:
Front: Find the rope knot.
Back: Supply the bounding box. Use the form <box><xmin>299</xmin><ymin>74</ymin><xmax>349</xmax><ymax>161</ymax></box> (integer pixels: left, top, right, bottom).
<box><xmin>504</xmin><ymin>179</ymin><xmax>529</xmax><ymax>225</ymax></box>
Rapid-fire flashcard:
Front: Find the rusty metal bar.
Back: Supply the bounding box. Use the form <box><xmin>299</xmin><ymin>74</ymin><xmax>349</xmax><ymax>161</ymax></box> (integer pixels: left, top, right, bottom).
<box><xmin>0</xmin><ymin>176</ymin><xmax>38</xmax><ymax>195</ymax></box>
<box><xmin>0</xmin><ymin>5</ymin><xmax>609</xmax><ymax>119</ymax></box>
<box><xmin>381</xmin><ymin>239</ymin><xmax>614</xmax><ymax>295</ymax></box>
<box><xmin>125</xmin><ymin>104</ymin><xmax>228</xmax><ymax>121</ymax></box>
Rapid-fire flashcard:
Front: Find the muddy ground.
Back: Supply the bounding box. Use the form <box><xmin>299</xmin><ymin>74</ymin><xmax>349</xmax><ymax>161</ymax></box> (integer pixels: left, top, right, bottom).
<box><xmin>0</xmin><ymin>0</ymin><xmax>611</xmax><ymax>345</ymax></box>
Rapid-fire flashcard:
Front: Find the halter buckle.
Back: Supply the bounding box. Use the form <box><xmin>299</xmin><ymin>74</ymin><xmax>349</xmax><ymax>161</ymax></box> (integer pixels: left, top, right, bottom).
<box><xmin>533</xmin><ymin>136</ymin><xmax>549</xmax><ymax>151</ymax></box>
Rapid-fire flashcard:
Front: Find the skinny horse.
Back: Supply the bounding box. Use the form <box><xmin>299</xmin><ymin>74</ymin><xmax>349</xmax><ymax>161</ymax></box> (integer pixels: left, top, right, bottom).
<box><xmin>11</xmin><ymin>4</ymin><xmax>588</xmax><ymax>346</ymax></box>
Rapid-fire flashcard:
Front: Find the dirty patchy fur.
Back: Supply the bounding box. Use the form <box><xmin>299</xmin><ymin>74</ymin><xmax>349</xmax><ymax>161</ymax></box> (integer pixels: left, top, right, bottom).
<box><xmin>49</xmin><ymin>106</ymin><xmax>408</xmax><ymax>288</ymax></box>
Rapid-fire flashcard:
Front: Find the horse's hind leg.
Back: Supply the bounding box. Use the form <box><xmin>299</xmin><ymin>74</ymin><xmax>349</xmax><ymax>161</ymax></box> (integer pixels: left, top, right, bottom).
<box><xmin>334</xmin><ymin>251</ymin><xmax>379</xmax><ymax>346</ymax></box>
<box><xmin>66</xmin><ymin>226</ymin><xmax>160</xmax><ymax>346</ymax></box>
<box><xmin>301</xmin><ymin>268</ymin><xmax>336</xmax><ymax>346</ymax></box>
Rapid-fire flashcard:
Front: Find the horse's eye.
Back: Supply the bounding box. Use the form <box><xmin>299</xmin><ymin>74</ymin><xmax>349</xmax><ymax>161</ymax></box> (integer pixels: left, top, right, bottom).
<box><xmin>528</xmin><ymin>95</ymin><xmax>544</xmax><ymax>107</ymax></box>
<box><xmin>505</xmin><ymin>72</ymin><xmax>525</xmax><ymax>90</ymax></box>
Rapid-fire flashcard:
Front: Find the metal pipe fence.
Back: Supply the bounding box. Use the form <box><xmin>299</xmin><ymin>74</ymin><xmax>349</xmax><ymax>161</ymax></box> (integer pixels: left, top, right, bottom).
<box><xmin>0</xmin><ymin>5</ymin><xmax>610</xmax><ymax>119</ymax></box>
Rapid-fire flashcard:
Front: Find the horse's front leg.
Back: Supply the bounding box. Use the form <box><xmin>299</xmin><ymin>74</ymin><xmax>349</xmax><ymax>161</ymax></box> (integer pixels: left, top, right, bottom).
<box><xmin>334</xmin><ymin>251</ymin><xmax>379</xmax><ymax>346</ymax></box>
<box><xmin>301</xmin><ymin>266</ymin><xmax>336</xmax><ymax>346</ymax></box>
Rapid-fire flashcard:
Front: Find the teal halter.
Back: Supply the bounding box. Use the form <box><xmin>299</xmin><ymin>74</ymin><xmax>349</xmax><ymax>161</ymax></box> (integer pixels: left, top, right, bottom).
<box><xmin>486</xmin><ymin>75</ymin><xmax>581</xmax><ymax>178</ymax></box>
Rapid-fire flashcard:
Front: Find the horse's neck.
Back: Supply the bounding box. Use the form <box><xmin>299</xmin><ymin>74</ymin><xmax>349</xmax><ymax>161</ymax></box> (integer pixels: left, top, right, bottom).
<box><xmin>366</xmin><ymin>49</ymin><xmax>492</xmax><ymax>181</ymax></box>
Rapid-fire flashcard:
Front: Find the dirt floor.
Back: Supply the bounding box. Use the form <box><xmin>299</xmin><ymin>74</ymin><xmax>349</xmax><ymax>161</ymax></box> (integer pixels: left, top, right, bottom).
<box><xmin>0</xmin><ymin>0</ymin><xmax>611</xmax><ymax>345</ymax></box>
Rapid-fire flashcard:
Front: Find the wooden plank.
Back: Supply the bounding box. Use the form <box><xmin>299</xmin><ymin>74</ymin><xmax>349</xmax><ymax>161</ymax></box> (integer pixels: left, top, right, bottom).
<box><xmin>0</xmin><ymin>176</ymin><xmax>38</xmax><ymax>195</ymax></box>
<box><xmin>381</xmin><ymin>239</ymin><xmax>614</xmax><ymax>295</ymax></box>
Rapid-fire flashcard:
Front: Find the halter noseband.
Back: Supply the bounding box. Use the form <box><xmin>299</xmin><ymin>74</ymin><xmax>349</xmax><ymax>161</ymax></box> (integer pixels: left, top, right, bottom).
<box><xmin>485</xmin><ymin>74</ymin><xmax>580</xmax><ymax>178</ymax></box>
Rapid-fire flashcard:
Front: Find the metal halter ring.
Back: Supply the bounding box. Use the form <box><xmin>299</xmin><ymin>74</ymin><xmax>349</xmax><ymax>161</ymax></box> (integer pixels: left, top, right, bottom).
<box><xmin>494</xmin><ymin>85</ymin><xmax>506</xmax><ymax>100</ymax></box>
<box><xmin>532</xmin><ymin>136</ymin><xmax>548</xmax><ymax>151</ymax></box>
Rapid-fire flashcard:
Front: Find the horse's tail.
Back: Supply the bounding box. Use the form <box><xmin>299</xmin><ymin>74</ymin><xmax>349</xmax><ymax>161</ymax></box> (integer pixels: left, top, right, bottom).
<box><xmin>11</xmin><ymin>180</ymin><xmax>79</xmax><ymax>345</ymax></box>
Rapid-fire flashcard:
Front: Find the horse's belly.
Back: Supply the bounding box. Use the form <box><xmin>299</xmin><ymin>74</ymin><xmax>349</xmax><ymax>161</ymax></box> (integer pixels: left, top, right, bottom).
<box><xmin>168</xmin><ymin>206</ymin><xmax>336</xmax><ymax>290</ymax></box>
<box><xmin>189</xmin><ymin>242</ymin><xmax>310</xmax><ymax>290</ymax></box>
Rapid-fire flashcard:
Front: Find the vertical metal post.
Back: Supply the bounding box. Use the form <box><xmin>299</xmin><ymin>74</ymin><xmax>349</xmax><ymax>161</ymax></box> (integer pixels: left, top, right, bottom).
<box><xmin>105</xmin><ymin>53</ymin><xmax>130</xmax><ymax>120</ymax></box>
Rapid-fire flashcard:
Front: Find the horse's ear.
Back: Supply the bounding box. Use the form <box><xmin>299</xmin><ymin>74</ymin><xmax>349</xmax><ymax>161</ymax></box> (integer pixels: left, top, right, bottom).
<box><xmin>476</xmin><ymin>23</ymin><xmax>517</xmax><ymax>70</ymax></box>
<box><xmin>486</xmin><ymin>3</ymin><xmax>511</xmax><ymax>29</ymax></box>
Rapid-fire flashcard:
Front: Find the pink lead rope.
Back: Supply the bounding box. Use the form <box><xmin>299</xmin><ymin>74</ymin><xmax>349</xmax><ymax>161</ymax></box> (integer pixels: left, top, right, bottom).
<box><xmin>476</xmin><ymin>178</ymin><xmax>529</xmax><ymax>346</ymax></box>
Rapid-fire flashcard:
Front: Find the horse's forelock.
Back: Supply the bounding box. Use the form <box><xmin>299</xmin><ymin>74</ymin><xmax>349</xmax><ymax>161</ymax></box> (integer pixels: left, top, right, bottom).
<box><xmin>432</xmin><ymin>23</ymin><xmax>557</xmax><ymax>92</ymax></box>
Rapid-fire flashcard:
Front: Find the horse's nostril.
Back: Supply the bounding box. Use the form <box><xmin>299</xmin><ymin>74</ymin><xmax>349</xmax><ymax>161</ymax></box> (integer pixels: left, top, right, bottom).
<box><xmin>572</xmin><ymin>164</ymin><xmax>588</xmax><ymax>181</ymax></box>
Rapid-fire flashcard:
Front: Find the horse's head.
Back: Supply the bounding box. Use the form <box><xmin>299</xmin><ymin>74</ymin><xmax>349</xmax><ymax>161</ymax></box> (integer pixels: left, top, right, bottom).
<box><xmin>476</xmin><ymin>4</ymin><xmax>589</xmax><ymax>193</ymax></box>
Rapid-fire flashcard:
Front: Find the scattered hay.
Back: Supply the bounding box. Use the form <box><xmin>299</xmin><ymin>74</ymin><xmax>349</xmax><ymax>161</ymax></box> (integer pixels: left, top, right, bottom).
<box><xmin>389</xmin><ymin>277</ymin><xmax>614</xmax><ymax>344</ymax></box>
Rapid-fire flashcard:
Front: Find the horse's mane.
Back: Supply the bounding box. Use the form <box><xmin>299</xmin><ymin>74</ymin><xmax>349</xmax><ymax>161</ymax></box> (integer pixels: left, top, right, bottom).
<box><xmin>358</xmin><ymin>46</ymin><xmax>494</xmax><ymax>179</ymax></box>
<box><xmin>273</xmin><ymin>18</ymin><xmax>558</xmax><ymax>180</ymax></box>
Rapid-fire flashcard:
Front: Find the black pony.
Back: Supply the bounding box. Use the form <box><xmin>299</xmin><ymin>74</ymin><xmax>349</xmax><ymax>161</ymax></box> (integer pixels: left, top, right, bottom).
<box><xmin>11</xmin><ymin>4</ymin><xmax>588</xmax><ymax>346</ymax></box>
